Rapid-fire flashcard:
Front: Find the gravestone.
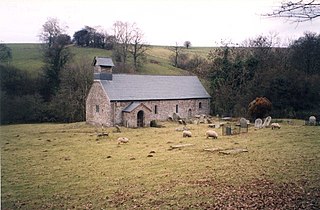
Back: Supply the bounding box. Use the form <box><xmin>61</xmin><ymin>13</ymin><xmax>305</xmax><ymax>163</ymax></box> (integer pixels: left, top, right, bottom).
<box><xmin>262</xmin><ymin>116</ymin><xmax>272</xmax><ymax>128</ymax></box>
<box><xmin>240</xmin><ymin>117</ymin><xmax>248</xmax><ymax>133</ymax></box>
<box><xmin>254</xmin><ymin>118</ymin><xmax>263</xmax><ymax>129</ymax></box>
<box><xmin>240</xmin><ymin>118</ymin><xmax>248</xmax><ymax>128</ymax></box>
<box><xmin>172</xmin><ymin>113</ymin><xmax>181</xmax><ymax>121</ymax></box>
<box><xmin>199</xmin><ymin>115</ymin><xmax>205</xmax><ymax>123</ymax></box>
<box><xmin>309</xmin><ymin>116</ymin><xmax>316</xmax><ymax>125</ymax></box>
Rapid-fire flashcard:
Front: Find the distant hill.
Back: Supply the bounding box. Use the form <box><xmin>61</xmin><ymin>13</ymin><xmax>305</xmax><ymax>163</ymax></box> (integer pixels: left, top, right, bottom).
<box><xmin>6</xmin><ymin>44</ymin><xmax>217</xmax><ymax>77</ymax></box>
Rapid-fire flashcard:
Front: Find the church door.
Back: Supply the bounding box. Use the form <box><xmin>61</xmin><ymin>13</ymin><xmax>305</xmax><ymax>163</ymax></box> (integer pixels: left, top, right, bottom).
<box><xmin>137</xmin><ymin>110</ymin><xmax>144</xmax><ymax>127</ymax></box>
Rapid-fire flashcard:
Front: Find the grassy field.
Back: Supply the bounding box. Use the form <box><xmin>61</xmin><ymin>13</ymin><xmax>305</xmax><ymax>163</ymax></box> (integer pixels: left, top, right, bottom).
<box><xmin>6</xmin><ymin>44</ymin><xmax>206</xmax><ymax>77</ymax></box>
<box><xmin>1</xmin><ymin>120</ymin><xmax>319</xmax><ymax>209</ymax></box>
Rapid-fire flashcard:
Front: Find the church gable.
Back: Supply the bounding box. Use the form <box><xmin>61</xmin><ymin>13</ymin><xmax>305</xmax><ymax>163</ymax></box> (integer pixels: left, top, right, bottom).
<box><xmin>86</xmin><ymin>81</ymin><xmax>112</xmax><ymax>126</ymax></box>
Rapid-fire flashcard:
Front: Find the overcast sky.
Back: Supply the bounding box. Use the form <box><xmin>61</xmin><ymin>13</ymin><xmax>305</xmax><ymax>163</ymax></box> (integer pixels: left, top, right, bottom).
<box><xmin>1</xmin><ymin>0</ymin><xmax>319</xmax><ymax>46</ymax></box>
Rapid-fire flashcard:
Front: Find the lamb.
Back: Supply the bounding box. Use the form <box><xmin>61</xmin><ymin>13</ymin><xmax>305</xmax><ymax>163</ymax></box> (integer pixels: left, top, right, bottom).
<box><xmin>182</xmin><ymin>130</ymin><xmax>192</xmax><ymax>138</ymax></box>
<box><xmin>206</xmin><ymin>130</ymin><xmax>218</xmax><ymax>139</ymax></box>
<box><xmin>117</xmin><ymin>137</ymin><xmax>129</xmax><ymax>144</ymax></box>
<box><xmin>271</xmin><ymin>123</ymin><xmax>281</xmax><ymax>129</ymax></box>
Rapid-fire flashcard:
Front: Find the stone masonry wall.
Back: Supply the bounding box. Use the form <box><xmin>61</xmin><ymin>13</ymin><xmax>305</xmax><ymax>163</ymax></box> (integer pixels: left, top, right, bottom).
<box><xmin>123</xmin><ymin>104</ymin><xmax>152</xmax><ymax>127</ymax></box>
<box><xmin>112</xmin><ymin>98</ymin><xmax>210</xmax><ymax>127</ymax></box>
<box><xmin>86</xmin><ymin>81</ymin><xmax>112</xmax><ymax>126</ymax></box>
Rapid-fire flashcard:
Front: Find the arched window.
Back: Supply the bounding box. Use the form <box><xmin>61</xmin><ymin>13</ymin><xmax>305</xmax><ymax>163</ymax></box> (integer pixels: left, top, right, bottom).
<box><xmin>176</xmin><ymin>105</ymin><xmax>179</xmax><ymax>113</ymax></box>
<box><xmin>154</xmin><ymin>105</ymin><xmax>158</xmax><ymax>114</ymax></box>
<box><xmin>199</xmin><ymin>102</ymin><xmax>202</xmax><ymax>109</ymax></box>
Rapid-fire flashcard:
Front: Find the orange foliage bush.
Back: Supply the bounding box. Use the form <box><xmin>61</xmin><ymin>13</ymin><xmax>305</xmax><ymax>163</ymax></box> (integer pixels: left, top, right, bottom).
<box><xmin>248</xmin><ymin>97</ymin><xmax>272</xmax><ymax>119</ymax></box>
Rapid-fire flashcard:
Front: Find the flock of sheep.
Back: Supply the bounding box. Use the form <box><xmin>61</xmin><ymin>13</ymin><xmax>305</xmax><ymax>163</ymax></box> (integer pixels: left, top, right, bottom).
<box><xmin>117</xmin><ymin>130</ymin><xmax>218</xmax><ymax>144</ymax></box>
<box><xmin>182</xmin><ymin>130</ymin><xmax>218</xmax><ymax>139</ymax></box>
<box><xmin>115</xmin><ymin>117</ymin><xmax>292</xmax><ymax>144</ymax></box>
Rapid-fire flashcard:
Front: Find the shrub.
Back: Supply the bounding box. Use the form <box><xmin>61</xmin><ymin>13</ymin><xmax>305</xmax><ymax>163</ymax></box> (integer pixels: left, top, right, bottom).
<box><xmin>248</xmin><ymin>97</ymin><xmax>272</xmax><ymax>119</ymax></box>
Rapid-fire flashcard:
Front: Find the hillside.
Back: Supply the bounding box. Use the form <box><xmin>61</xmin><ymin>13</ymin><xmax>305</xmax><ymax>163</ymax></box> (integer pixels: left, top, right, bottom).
<box><xmin>7</xmin><ymin>44</ymin><xmax>214</xmax><ymax>77</ymax></box>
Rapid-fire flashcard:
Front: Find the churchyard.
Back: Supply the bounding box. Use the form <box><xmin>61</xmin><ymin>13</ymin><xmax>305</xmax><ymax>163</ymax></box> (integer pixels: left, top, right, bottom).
<box><xmin>1</xmin><ymin>118</ymin><xmax>319</xmax><ymax>209</ymax></box>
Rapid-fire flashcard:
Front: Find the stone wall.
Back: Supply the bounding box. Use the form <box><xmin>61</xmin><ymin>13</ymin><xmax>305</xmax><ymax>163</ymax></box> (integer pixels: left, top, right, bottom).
<box><xmin>112</xmin><ymin>98</ymin><xmax>210</xmax><ymax>127</ymax></box>
<box><xmin>123</xmin><ymin>104</ymin><xmax>152</xmax><ymax>127</ymax></box>
<box><xmin>86</xmin><ymin>81</ymin><xmax>112</xmax><ymax>126</ymax></box>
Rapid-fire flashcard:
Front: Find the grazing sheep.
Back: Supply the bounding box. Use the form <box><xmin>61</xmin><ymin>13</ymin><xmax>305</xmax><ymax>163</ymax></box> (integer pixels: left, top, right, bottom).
<box><xmin>117</xmin><ymin>137</ymin><xmax>129</xmax><ymax>144</ymax></box>
<box><xmin>206</xmin><ymin>130</ymin><xmax>218</xmax><ymax>139</ymax></box>
<box><xmin>182</xmin><ymin>130</ymin><xmax>192</xmax><ymax>138</ymax></box>
<box><xmin>271</xmin><ymin>123</ymin><xmax>281</xmax><ymax>129</ymax></box>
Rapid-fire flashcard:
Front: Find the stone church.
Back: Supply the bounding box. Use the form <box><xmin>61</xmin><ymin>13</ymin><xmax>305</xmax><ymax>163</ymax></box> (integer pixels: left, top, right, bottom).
<box><xmin>86</xmin><ymin>57</ymin><xmax>211</xmax><ymax>127</ymax></box>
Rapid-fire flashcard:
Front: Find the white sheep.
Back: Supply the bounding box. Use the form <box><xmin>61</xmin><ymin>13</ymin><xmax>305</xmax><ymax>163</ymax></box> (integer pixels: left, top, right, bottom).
<box><xmin>117</xmin><ymin>137</ymin><xmax>129</xmax><ymax>144</ymax></box>
<box><xmin>206</xmin><ymin>130</ymin><xmax>218</xmax><ymax>139</ymax></box>
<box><xmin>182</xmin><ymin>130</ymin><xmax>192</xmax><ymax>138</ymax></box>
<box><xmin>271</xmin><ymin>123</ymin><xmax>281</xmax><ymax>129</ymax></box>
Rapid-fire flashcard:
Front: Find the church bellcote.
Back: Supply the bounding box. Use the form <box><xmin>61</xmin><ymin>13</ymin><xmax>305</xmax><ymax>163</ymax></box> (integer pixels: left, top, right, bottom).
<box><xmin>92</xmin><ymin>57</ymin><xmax>114</xmax><ymax>80</ymax></box>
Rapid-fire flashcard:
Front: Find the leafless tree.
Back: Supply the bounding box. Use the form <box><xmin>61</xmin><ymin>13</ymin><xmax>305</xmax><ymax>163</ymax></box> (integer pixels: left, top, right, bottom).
<box><xmin>39</xmin><ymin>17</ymin><xmax>67</xmax><ymax>47</ymax></box>
<box><xmin>265</xmin><ymin>0</ymin><xmax>320</xmax><ymax>22</ymax></box>
<box><xmin>129</xmin><ymin>27</ymin><xmax>148</xmax><ymax>70</ymax></box>
<box><xmin>113</xmin><ymin>21</ymin><xmax>134</xmax><ymax>65</ymax></box>
<box><xmin>169</xmin><ymin>42</ymin><xmax>183</xmax><ymax>67</ymax></box>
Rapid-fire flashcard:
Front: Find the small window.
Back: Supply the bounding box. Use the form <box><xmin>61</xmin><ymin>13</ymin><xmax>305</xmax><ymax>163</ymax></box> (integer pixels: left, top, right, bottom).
<box><xmin>96</xmin><ymin>105</ymin><xmax>100</xmax><ymax>113</ymax></box>
<box><xmin>154</xmin><ymin>105</ymin><xmax>158</xmax><ymax>114</ymax></box>
<box><xmin>199</xmin><ymin>102</ymin><xmax>202</xmax><ymax>109</ymax></box>
<box><xmin>176</xmin><ymin>105</ymin><xmax>179</xmax><ymax>113</ymax></box>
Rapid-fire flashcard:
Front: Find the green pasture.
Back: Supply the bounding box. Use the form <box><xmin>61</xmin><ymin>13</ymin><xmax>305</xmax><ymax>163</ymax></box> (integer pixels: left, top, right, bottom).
<box><xmin>1</xmin><ymin>120</ymin><xmax>319</xmax><ymax>209</ymax></box>
<box><xmin>7</xmin><ymin>44</ymin><xmax>44</xmax><ymax>76</ymax></box>
<box><xmin>6</xmin><ymin>44</ymin><xmax>194</xmax><ymax>76</ymax></box>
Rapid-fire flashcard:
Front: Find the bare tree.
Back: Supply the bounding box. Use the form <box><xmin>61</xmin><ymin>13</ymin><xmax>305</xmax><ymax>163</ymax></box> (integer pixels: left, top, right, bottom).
<box><xmin>265</xmin><ymin>0</ymin><xmax>320</xmax><ymax>22</ymax></box>
<box><xmin>129</xmin><ymin>27</ymin><xmax>148</xmax><ymax>70</ymax></box>
<box><xmin>169</xmin><ymin>42</ymin><xmax>183</xmax><ymax>67</ymax></box>
<box><xmin>113</xmin><ymin>21</ymin><xmax>134</xmax><ymax>65</ymax></box>
<box><xmin>39</xmin><ymin>17</ymin><xmax>67</xmax><ymax>47</ymax></box>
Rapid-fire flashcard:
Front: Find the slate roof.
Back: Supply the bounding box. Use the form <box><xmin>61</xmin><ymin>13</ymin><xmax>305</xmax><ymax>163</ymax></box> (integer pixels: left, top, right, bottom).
<box><xmin>122</xmin><ymin>102</ymin><xmax>152</xmax><ymax>112</ymax></box>
<box><xmin>99</xmin><ymin>74</ymin><xmax>211</xmax><ymax>101</ymax></box>
<box><xmin>93</xmin><ymin>57</ymin><xmax>114</xmax><ymax>67</ymax></box>
<box><xmin>122</xmin><ymin>102</ymin><xmax>142</xmax><ymax>112</ymax></box>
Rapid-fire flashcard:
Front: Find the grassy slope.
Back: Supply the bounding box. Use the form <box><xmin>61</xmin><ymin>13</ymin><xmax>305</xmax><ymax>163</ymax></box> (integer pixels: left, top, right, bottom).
<box><xmin>7</xmin><ymin>44</ymin><xmax>210</xmax><ymax>76</ymax></box>
<box><xmin>1</xmin><ymin>121</ymin><xmax>319</xmax><ymax>209</ymax></box>
<box><xmin>7</xmin><ymin>44</ymin><xmax>44</xmax><ymax>76</ymax></box>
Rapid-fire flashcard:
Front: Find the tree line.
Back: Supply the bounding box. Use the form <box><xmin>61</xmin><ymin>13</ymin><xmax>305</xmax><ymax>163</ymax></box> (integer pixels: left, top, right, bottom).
<box><xmin>171</xmin><ymin>33</ymin><xmax>320</xmax><ymax>119</ymax></box>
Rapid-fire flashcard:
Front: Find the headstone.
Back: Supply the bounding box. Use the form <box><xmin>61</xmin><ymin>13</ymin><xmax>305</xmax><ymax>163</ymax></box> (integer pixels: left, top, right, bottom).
<box><xmin>254</xmin><ymin>118</ymin><xmax>263</xmax><ymax>129</ymax></box>
<box><xmin>309</xmin><ymin>116</ymin><xmax>316</xmax><ymax>125</ymax></box>
<box><xmin>240</xmin><ymin>118</ymin><xmax>248</xmax><ymax>128</ymax></box>
<box><xmin>262</xmin><ymin>116</ymin><xmax>272</xmax><ymax>128</ymax></box>
<box><xmin>240</xmin><ymin>117</ymin><xmax>248</xmax><ymax>133</ymax></box>
<box><xmin>199</xmin><ymin>115</ymin><xmax>205</xmax><ymax>123</ymax></box>
<box><xmin>173</xmin><ymin>113</ymin><xmax>181</xmax><ymax>121</ymax></box>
